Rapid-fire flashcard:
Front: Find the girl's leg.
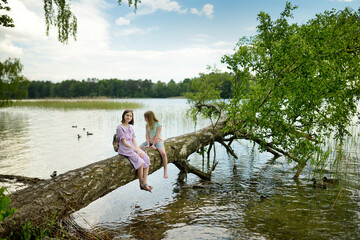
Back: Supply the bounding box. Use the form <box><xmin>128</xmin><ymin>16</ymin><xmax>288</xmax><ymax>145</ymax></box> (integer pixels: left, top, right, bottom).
<box><xmin>143</xmin><ymin>166</ymin><xmax>149</xmax><ymax>184</ymax></box>
<box><xmin>141</xmin><ymin>167</ymin><xmax>152</xmax><ymax>191</ymax></box>
<box><xmin>158</xmin><ymin>148</ymin><xmax>168</xmax><ymax>178</ymax></box>
<box><xmin>137</xmin><ymin>163</ymin><xmax>144</xmax><ymax>187</ymax></box>
<box><xmin>139</xmin><ymin>141</ymin><xmax>147</xmax><ymax>150</ymax></box>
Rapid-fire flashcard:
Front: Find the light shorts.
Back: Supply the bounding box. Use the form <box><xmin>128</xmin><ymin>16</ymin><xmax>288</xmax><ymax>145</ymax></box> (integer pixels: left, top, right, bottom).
<box><xmin>141</xmin><ymin>141</ymin><xmax>165</xmax><ymax>149</ymax></box>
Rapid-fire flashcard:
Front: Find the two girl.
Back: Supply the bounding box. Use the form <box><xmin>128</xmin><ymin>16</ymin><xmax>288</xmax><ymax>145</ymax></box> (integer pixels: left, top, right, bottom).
<box><xmin>116</xmin><ymin>110</ymin><xmax>168</xmax><ymax>192</ymax></box>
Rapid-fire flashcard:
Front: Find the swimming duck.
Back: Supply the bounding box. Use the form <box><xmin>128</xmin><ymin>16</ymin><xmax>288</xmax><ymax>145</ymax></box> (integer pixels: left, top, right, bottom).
<box><xmin>312</xmin><ymin>178</ymin><xmax>327</xmax><ymax>189</ymax></box>
<box><xmin>87</xmin><ymin>131</ymin><xmax>93</xmax><ymax>135</ymax></box>
<box><xmin>322</xmin><ymin>176</ymin><xmax>339</xmax><ymax>185</ymax></box>
<box><xmin>77</xmin><ymin>134</ymin><xmax>81</xmax><ymax>139</ymax></box>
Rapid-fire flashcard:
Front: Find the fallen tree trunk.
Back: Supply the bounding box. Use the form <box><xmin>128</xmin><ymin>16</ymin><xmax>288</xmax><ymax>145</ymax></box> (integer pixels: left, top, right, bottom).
<box><xmin>0</xmin><ymin>118</ymin><xmax>232</xmax><ymax>237</ymax></box>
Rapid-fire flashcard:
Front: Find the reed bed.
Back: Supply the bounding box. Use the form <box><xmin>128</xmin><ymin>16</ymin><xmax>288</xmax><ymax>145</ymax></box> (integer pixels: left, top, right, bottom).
<box><xmin>9</xmin><ymin>100</ymin><xmax>143</xmax><ymax>110</ymax></box>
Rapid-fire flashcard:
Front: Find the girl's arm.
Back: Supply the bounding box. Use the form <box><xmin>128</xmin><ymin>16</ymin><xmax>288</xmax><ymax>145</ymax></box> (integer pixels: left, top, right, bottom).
<box><xmin>145</xmin><ymin>128</ymin><xmax>150</xmax><ymax>147</ymax></box>
<box><xmin>121</xmin><ymin>138</ymin><xmax>136</xmax><ymax>150</ymax></box>
<box><xmin>131</xmin><ymin>138</ymin><xmax>144</xmax><ymax>158</ymax></box>
<box><xmin>121</xmin><ymin>138</ymin><xmax>144</xmax><ymax>158</ymax></box>
<box><xmin>152</xmin><ymin>126</ymin><xmax>162</xmax><ymax>145</ymax></box>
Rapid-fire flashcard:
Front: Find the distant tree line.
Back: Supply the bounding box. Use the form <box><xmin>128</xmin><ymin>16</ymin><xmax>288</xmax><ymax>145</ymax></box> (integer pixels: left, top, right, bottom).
<box><xmin>26</xmin><ymin>72</ymin><xmax>234</xmax><ymax>99</ymax></box>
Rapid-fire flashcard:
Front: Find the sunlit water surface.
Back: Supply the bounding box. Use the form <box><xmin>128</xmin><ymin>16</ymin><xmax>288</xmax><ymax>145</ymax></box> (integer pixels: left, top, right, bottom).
<box><xmin>0</xmin><ymin>99</ymin><xmax>359</xmax><ymax>239</ymax></box>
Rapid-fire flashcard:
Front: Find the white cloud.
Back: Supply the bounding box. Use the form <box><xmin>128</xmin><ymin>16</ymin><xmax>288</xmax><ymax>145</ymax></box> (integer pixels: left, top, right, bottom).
<box><xmin>0</xmin><ymin>0</ymin><xmax>45</xmax><ymax>58</ymax></box>
<box><xmin>190</xmin><ymin>3</ymin><xmax>214</xmax><ymax>19</ymax></box>
<box><xmin>115</xmin><ymin>26</ymin><xmax>157</xmax><ymax>37</ymax></box>
<box><xmin>23</xmin><ymin>46</ymin><xmax>232</xmax><ymax>82</ymax></box>
<box><xmin>0</xmin><ymin>37</ymin><xmax>24</xmax><ymax>56</ymax></box>
<box><xmin>191</xmin><ymin>34</ymin><xmax>212</xmax><ymax>44</ymax></box>
<box><xmin>202</xmin><ymin>4</ymin><xmax>214</xmax><ymax>19</ymax></box>
<box><xmin>190</xmin><ymin>8</ymin><xmax>199</xmax><ymax>15</ymax></box>
<box><xmin>0</xmin><ymin>0</ymin><xmax>114</xmax><ymax>75</ymax></box>
<box><xmin>114</xmin><ymin>0</ymin><xmax>187</xmax><ymax>28</ymax></box>
<box><xmin>213</xmin><ymin>41</ymin><xmax>235</xmax><ymax>48</ymax></box>
<box><xmin>137</xmin><ymin>0</ymin><xmax>188</xmax><ymax>15</ymax></box>
<box><xmin>0</xmin><ymin>0</ymin><xmax>45</xmax><ymax>40</ymax></box>
<box><xmin>116</xmin><ymin>17</ymin><xmax>130</xmax><ymax>26</ymax></box>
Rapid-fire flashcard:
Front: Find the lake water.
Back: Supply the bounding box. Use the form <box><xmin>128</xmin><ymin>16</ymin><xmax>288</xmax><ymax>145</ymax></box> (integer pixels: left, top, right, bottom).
<box><xmin>1</xmin><ymin>99</ymin><xmax>359</xmax><ymax>239</ymax></box>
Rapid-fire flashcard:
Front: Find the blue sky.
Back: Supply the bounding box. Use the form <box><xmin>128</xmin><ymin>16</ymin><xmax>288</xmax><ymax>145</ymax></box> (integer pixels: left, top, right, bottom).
<box><xmin>0</xmin><ymin>0</ymin><xmax>359</xmax><ymax>83</ymax></box>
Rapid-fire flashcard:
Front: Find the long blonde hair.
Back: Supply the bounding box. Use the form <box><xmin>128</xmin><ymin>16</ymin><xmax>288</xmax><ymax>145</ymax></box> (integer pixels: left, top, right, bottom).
<box><xmin>144</xmin><ymin>111</ymin><xmax>159</xmax><ymax>130</ymax></box>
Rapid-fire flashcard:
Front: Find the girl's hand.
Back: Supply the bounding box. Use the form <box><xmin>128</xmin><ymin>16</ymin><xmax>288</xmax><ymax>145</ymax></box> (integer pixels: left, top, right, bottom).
<box><xmin>146</xmin><ymin>144</ymin><xmax>150</xmax><ymax>148</ymax></box>
<box><xmin>136</xmin><ymin>149</ymin><xmax>144</xmax><ymax>158</ymax></box>
<box><xmin>151</xmin><ymin>145</ymin><xmax>157</xmax><ymax>149</ymax></box>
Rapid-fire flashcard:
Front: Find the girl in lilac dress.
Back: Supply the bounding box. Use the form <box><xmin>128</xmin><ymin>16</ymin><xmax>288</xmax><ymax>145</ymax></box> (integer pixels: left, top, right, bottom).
<box><xmin>116</xmin><ymin>109</ymin><xmax>152</xmax><ymax>192</ymax></box>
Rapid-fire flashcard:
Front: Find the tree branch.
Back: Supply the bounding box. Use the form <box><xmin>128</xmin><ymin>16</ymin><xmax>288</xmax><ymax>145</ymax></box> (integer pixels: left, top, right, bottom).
<box><xmin>174</xmin><ymin>159</ymin><xmax>211</xmax><ymax>181</ymax></box>
<box><xmin>195</xmin><ymin>103</ymin><xmax>226</xmax><ymax>121</ymax></box>
<box><xmin>217</xmin><ymin>139</ymin><xmax>238</xmax><ymax>159</ymax></box>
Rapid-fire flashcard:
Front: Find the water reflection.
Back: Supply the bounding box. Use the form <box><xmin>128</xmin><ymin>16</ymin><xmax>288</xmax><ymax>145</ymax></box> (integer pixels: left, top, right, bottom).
<box><xmin>1</xmin><ymin>99</ymin><xmax>359</xmax><ymax>239</ymax></box>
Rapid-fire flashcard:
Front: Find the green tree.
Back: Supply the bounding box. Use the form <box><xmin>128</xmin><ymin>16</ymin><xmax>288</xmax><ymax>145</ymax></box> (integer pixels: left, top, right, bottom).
<box><xmin>0</xmin><ymin>58</ymin><xmax>29</xmax><ymax>107</ymax></box>
<box><xmin>153</xmin><ymin>81</ymin><xmax>168</xmax><ymax>98</ymax></box>
<box><xmin>98</xmin><ymin>81</ymin><xmax>107</xmax><ymax>97</ymax></box>
<box><xmin>186</xmin><ymin>67</ymin><xmax>224</xmax><ymax>103</ymax></box>
<box><xmin>190</xmin><ymin>3</ymin><xmax>360</xmax><ymax>177</ymax></box>
<box><xmin>219</xmin><ymin>72</ymin><xmax>233</xmax><ymax>98</ymax></box>
<box><xmin>0</xmin><ymin>0</ymin><xmax>14</xmax><ymax>27</ymax></box>
<box><xmin>167</xmin><ymin>79</ymin><xmax>180</xmax><ymax>97</ymax></box>
<box><xmin>179</xmin><ymin>78</ymin><xmax>192</xmax><ymax>95</ymax></box>
<box><xmin>141</xmin><ymin>79</ymin><xmax>155</xmax><ymax>97</ymax></box>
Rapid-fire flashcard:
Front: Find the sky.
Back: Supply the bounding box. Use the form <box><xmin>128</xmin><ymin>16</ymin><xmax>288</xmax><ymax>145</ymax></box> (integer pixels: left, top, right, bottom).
<box><xmin>0</xmin><ymin>0</ymin><xmax>359</xmax><ymax>83</ymax></box>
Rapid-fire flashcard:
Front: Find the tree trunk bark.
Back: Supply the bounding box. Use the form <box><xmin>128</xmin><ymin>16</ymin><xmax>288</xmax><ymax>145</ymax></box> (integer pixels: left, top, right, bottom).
<box><xmin>1</xmin><ymin>119</ymin><xmax>232</xmax><ymax>237</ymax></box>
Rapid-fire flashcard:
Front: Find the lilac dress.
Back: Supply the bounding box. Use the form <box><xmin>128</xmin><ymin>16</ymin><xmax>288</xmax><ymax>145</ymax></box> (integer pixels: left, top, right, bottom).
<box><xmin>116</xmin><ymin>124</ymin><xmax>150</xmax><ymax>170</ymax></box>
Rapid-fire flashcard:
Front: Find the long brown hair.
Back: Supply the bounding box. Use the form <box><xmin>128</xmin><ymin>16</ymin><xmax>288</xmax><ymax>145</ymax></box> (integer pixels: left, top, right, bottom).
<box><xmin>121</xmin><ymin>109</ymin><xmax>134</xmax><ymax>125</ymax></box>
<box><xmin>144</xmin><ymin>111</ymin><xmax>159</xmax><ymax>129</ymax></box>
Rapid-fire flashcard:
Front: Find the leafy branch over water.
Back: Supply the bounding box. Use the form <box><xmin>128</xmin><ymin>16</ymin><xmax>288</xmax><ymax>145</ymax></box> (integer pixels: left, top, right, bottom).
<box><xmin>7</xmin><ymin>100</ymin><xmax>143</xmax><ymax>110</ymax></box>
<box><xmin>188</xmin><ymin>3</ymin><xmax>360</xmax><ymax>177</ymax></box>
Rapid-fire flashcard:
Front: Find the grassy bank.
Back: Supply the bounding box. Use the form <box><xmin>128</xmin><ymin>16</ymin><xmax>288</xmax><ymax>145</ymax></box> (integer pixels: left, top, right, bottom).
<box><xmin>8</xmin><ymin>100</ymin><xmax>143</xmax><ymax>110</ymax></box>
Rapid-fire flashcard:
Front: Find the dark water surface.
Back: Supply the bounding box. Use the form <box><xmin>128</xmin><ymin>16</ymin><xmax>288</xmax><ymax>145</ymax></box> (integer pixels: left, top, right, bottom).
<box><xmin>1</xmin><ymin>99</ymin><xmax>359</xmax><ymax>239</ymax></box>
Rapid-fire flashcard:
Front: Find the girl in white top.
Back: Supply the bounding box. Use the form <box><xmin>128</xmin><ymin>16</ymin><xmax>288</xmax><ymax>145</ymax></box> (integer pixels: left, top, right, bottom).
<box><xmin>140</xmin><ymin>111</ymin><xmax>168</xmax><ymax>178</ymax></box>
